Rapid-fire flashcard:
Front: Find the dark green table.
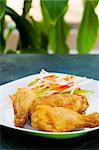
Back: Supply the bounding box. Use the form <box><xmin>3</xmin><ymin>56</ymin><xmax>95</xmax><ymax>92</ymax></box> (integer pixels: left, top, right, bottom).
<box><xmin>0</xmin><ymin>54</ymin><xmax>99</xmax><ymax>150</ymax></box>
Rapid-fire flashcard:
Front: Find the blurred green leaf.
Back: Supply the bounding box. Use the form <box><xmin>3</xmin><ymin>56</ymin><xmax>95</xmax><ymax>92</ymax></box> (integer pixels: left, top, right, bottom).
<box><xmin>41</xmin><ymin>0</ymin><xmax>52</xmax><ymax>29</ymax></box>
<box><xmin>4</xmin><ymin>48</ymin><xmax>47</xmax><ymax>54</ymax></box>
<box><xmin>30</xmin><ymin>18</ymin><xmax>49</xmax><ymax>50</ymax></box>
<box><xmin>77</xmin><ymin>0</ymin><xmax>99</xmax><ymax>54</ymax></box>
<box><xmin>4</xmin><ymin>49</ymin><xmax>19</xmax><ymax>54</ymax></box>
<box><xmin>4</xmin><ymin>22</ymin><xmax>16</xmax><ymax>41</ymax></box>
<box><xmin>41</xmin><ymin>0</ymin><xmax>68</xmax><ymax>25</ymax></box>
<box><xmin>22</xmin><ymin>0</ymin><xmax>32</xmax><ymax>17</ymax></box>
<box><xmin>0</xmin><ymin>35</ymin><xmax>5</xmax><ymax>52</ymax></box>
<box><xmin>0</xmin><ymin>0</ymin><xmax>6</xmax><ymax>19</ymax></box>
<box><xmin>6</xmin><ymin>7</ymin><xmax>41</xmax><ymax>51</ymax></box>
<box><xmin>49</xmin><ymin>18</ymin><xmax>70</xmax><ymax>54</ymax></box>
<box><xmin>0</xmin><ymin>18</ymin><xmax>5</xmax><ymax>52</ymax></box>
<box><xmin>31</xmin><ymin>19</ymin><xmax>49</xmax><ymax>50</ymax></box>
<box><xmin>0</xmin><ymin>0</ymin><xmax>6</xmax><ymax>52</ymax></box>
<box><xmin>40</xmin><ymin>32</ymin><xmax>49</xmax><ymax>50</ymax></box>
<box><xmin>20</xmin><ymin>48</ymin><xmax>47</xmax><ymax>54</ymax></box>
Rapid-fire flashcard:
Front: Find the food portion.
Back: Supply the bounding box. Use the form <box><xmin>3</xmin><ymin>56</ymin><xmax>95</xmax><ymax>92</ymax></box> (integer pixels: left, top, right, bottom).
<box><xmin>13</xmin><ymin>88</ymin><xmax>35</xmax><ymax>127</ymax></box>
<box><xmin>31</xmin><ymin>105</ymin><xmax>99</xmax><ymax>132</ymax></box>
<box><xmin>10</xmin><ymin>69</ymin><xmax>99</xmax><ymax>132</ymax></box>
<box><xmin>30</xmin><ymin>93</ymin><xmax>89</xmax><ymax>115</ymax></box>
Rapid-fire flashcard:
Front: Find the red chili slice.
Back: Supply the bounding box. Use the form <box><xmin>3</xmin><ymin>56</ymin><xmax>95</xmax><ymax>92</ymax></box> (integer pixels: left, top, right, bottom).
<box><xmin>59</xmin><ymin>85</ymin><xmax>70</xmax><ymax>91</ymax></box>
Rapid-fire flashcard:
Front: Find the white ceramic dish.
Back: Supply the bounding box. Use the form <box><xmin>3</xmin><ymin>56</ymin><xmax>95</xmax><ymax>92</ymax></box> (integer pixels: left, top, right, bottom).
<box><xmin>0</xmin><ymin>73</ymin><xmax>99</xmax><ymax>139</ymax></box>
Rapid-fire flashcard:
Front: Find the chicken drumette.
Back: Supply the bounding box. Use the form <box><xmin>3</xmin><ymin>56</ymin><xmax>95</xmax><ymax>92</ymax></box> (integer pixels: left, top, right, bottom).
<box><xmin>30</xmin><ymin>93</ymin><xmax>89</xmax><ymax>115</ymax></box>
<box><xmin>31</xmin><ymin>105</ymin><xmax>99</xmax><ymax>132</ymax></box>
<box><xmin>13</xmin><ymin>88</ymin><xmax>35</xmax><ymax>127</ymax></box>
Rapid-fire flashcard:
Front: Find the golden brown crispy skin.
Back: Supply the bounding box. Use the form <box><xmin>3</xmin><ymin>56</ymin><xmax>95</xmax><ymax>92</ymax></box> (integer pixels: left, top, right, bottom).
<box><xmin>30</xmin><ymin>93</ymin><xmax>89</xmax><ymax>116</ymax></box>
<box><xmin>13</xmin><ymin>88</ymin><xmax>35</xmax><ymax>127</ymax></box>
<box><xmin>31</xmin><ymin>105</ymin><xmax>99</xmax><ymax>132</ymax></box>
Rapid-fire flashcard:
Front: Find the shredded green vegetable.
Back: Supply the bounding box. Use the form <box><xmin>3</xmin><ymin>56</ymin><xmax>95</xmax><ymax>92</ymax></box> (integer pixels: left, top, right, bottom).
<box><xmin>28</xmin><ymin>78</ymin><xmax>39</xmax><ymax>86</ymax></box>
<box><xmin>61</xmin><ymin>89</ymin><xmax>94</xmax><ymax>95</ymax></box>
<box><xmin>36</xmin><ymin>87</ymin><xmax>50</xmax><ymax>98</ymax></box>
<box><xmin>74</xmin><ymin>89</ymin><xmax>94</xmax><ymax>94</ymax></box>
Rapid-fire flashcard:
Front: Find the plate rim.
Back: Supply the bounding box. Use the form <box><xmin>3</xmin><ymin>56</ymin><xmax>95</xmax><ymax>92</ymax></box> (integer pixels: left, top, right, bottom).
<box><xmin>0</xmin><ymin>72</ymin><xmax>99</xmax><ymax>88</ymax></box>
<box><xmin>1</xmin><ymin>123</ymin><xmax>99</xmax><ymax>135</ymax></box>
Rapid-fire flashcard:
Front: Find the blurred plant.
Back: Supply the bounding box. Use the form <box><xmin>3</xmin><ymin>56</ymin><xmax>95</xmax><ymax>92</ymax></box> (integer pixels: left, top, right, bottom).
<box><xmin>0</xmin><ymin>0</ymin><xmax>6</xmax><ymax>51</ymax></box>
<box><xmin>77</xmin><ymin>0</ymin><xmax>99</xmax><ymax>53</ymax></box>
<box><xmin>0</xmin><ymin>0</ymin><xmax>99</xmax><ymax>54</ymax></box>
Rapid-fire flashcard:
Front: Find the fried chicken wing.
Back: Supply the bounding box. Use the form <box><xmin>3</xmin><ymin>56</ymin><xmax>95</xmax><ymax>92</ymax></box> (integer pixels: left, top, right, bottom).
<box><xmin>13</xmin><ymin>88</ymin><xmax>35</xmax><ymax>127</ymax></box>
<box><xmin>31</xmin><ymin>105</ymin><xmax>99</xmax><ymax>132</ymax></box>
<box><xmin>30</xmin><ymin>93</ymin><xmax>89</xmax><ymax>115</ymax></box>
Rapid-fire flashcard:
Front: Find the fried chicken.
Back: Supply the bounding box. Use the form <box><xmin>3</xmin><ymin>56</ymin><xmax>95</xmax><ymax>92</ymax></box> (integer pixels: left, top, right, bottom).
<box><xmin>12</xmin><ymin>87</ymin><xmax>97</xmax><ymax>132</ymax></box>
<box><xmin>31</xmin><ymin>105</ymin><xmax>99</xmax><ymax>132</ymax></box>
<box><xmin>30</xmin><ymin>93</ymin><xmax>89</xmax><ymax>115</ymax></box>
<box><xmin>13</xmin><ymin>88</ymin><xmax>35</xmax><ymax>127</ymax></box>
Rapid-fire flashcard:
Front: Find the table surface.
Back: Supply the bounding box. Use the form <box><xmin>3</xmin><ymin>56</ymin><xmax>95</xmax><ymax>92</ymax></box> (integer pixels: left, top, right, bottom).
<box><xmin>0</xmin><ymin>54</ymin><xmax>99</xmax><ymax>150</ymax></box>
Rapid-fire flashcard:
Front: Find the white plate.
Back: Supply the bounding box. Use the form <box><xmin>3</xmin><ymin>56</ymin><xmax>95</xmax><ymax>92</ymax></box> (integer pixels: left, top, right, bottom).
<box><xmin>0</xmin><ymin>73</ymin><xmax>99</xmax><ymax>139</ymax></box>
